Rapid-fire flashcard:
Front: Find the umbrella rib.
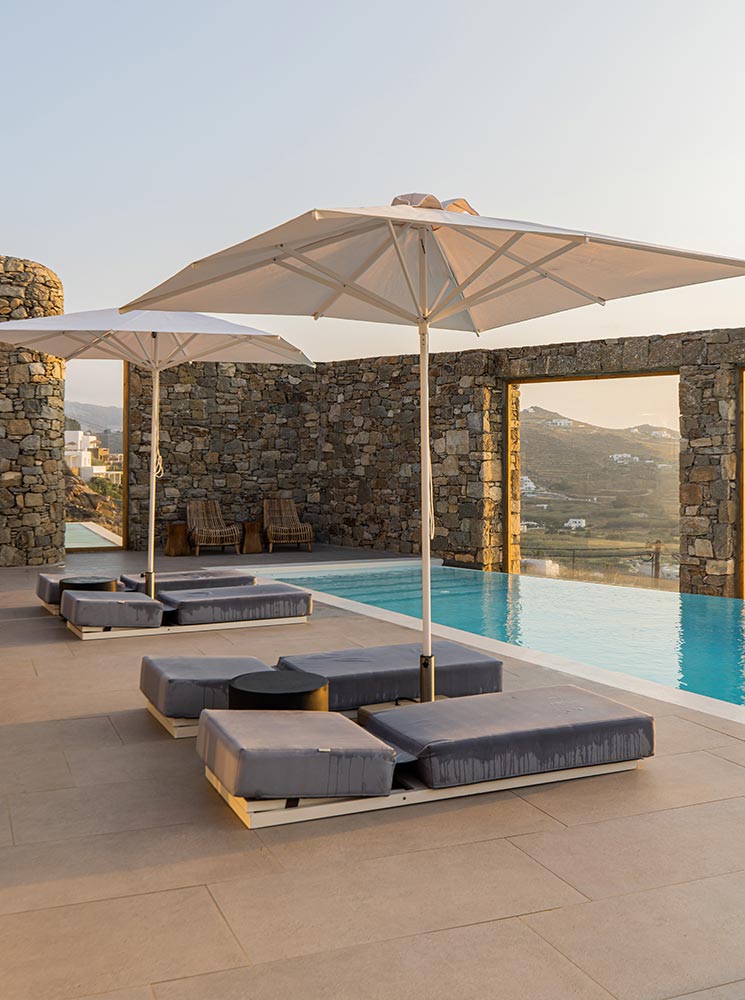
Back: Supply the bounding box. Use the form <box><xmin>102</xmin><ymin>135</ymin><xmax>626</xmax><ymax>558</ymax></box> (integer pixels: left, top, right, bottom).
<box><xmin>160</xmin><ymin>333</ymin><xmax>311</xmax><ymax>369</ymax></box>
<box><xmin>459</xmin><ymin>272</ymin><xmax>547</xmax><ymax>312</ymax></box>
<box><xmin>314</xmin><ymin>223</ymin><xmax>409</xmax><ymax>320</ymax></box>
<box><xmin>162</xmin><ymin>332</ymin><xmax>199</xmax><ymax>367</ymax></box>
<box><xmin>1</xmin><ymin>330</ymin><xmax>67</xmax><ymax>350</ymax></box>
<box><xmin>64</xmin><ymin>328</ymin><xmax>122</xmax><ymax>362</ymax></box>
<box><xmin>429</xmin><ymin>232</ymin><xmax>525</xmax><ymax>323</ymax></box>
<box><xmin>424</xmin><ymin>226</ymin><xmax>479</xmax><ymax>333</ymax></box>
<box><xmin>386</xmin><ymin>221</ymin><xmax>421</xmax><ymax>315</ymax></box>
<box><xmin>278</xmin><ymin>254</ymin><xmax>418</xmax><ymax>324</ymax></box>
<box><xmin>456</xmin><ymin>228</ymin><xmax>604</xmax><ymax>303</ymax></box>
<box><xmin>122</xmin><ymin>220</ymin><xmax>386</xmax><ymax>312</ymax></box>
<box><xmin>106</xmin><ymin>331</ymin><xmax>150</xmax><ymax>366</ymax></box>
<box><xmin>434</xmin><ymin>242</ymin><xmax>580</xmax><ymax>323</ymax></box>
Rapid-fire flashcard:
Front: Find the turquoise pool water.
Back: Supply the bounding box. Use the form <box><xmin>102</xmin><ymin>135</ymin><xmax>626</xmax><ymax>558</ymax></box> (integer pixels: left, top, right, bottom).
<box><xmin>276</xmin><ymin>565</ymin><xmax>745</xmax><ymax>707</ymax></box>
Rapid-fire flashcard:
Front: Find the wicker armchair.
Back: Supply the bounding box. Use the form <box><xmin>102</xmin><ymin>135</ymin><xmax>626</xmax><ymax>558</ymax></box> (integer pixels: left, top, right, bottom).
<box><xmin>186</xmin><ymin>500</ymin><xmax>241</xmax><ymax>556</ymax></box>
<box><xmin>264</xmin><ymin>499</ymin><xmax>313</xmax><ymax>552</ymax></box>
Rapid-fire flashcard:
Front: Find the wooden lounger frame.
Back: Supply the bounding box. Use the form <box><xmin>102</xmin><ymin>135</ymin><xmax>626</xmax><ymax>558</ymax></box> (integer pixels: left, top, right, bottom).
<box><xmin>66</xmin><ymin>615</ymin><xmax>308</xmax><ymax>641</ymax></box>
<box><xmin>40</xmin><ymin>601</ymin><xmax>60</xmax><ymax>616</ymax></box>
<box><xmin>146</xmin><ymin>700</ymin><xmax>201</xmax><ymax>738</ymax></box>
<box><xmin>205</xmin><ymin>758</ymin><xmax>641</xmax><ymax>830</ymax></box>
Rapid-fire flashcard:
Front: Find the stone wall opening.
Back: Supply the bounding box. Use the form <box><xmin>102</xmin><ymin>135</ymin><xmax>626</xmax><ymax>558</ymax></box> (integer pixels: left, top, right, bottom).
<box><xmin>508</xmin><ymin>374</ymin><xmax>681</xmax><ymax>590</ymax></box>
<box><xmin>63</xmin><ymin>360</ymin><xmax>127</xmax><ymax>551</ymax></box>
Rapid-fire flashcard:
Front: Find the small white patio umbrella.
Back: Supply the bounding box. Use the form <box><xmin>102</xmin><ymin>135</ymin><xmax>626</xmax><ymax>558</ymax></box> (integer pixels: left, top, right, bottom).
<box><xmin>0</xmin><ymin>308</ymin><xmax>313</xmax><ymax>596</ymax></box>
<box><xmin>123</xmin><ymin>194</ymin><xmax>745</xmax><ymax>698</ymax></box>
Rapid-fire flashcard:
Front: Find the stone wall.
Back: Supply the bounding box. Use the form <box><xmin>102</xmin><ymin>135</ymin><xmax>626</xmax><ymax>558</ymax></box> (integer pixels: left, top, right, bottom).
<box><xmin>126</xmin><ymin>351</ymin><xmax>503</xmax><ymax>568</ymax></box>
<box><xmin>126</xmin><ymin>326</ymin><xmax>745</xmax><ymax>598</ymax></box>
<box><xmin>0</xmin><ymin>257</ymin><xmax>65</xmax><ymax>566</ymax></box>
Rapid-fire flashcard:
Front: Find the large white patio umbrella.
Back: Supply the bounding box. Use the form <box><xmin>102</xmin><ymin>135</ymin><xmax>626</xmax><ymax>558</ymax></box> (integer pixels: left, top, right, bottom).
<box><xmin>123</xmin><ymin>193</ymin><xmax>745</xmax><ymax>698</ymax></box>
<box><xmin>0</xmin><ymin>308</ymin><xmax>313</xmax><ymax>596</ymax></box>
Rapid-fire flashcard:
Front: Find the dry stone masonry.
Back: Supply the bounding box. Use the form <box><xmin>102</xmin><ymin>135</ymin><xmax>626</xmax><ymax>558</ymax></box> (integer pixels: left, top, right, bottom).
<box><xmin>0</xmin><ymin>254</ymin><xmax>737</xmax><ymax>592</ymax></box>
<box><xmin>127</xmin><ymin>327</ymin><xmax>745</xmax><ymax>598</ymax></box>
<box><xmin>0</xmin><ymin>256</ymin><xmax>65</xmax><ymax>566</ymax></box>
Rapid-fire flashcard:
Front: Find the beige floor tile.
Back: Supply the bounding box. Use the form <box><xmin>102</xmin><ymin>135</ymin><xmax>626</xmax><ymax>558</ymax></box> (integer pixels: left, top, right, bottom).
<box><xmin>665</xmin><ymin>982</ymin><xmax>745</xmax><ymax>1000</ymax></box>
<box><xmin>0</xmin><ymin>885</ymin><xmax>246</xmax><ymax>1000</ymax></box>
<box><xmin>0</xmin><ymin>659</ymin><xmax>36</xmax><ymax>682</ymax></box>
<box><xmin>154</xmin><ymin>918</ymin><xmax>614</xmax><ymax>1000</ymax></box>
<box><xmin>1</xmin><ymin>688</ymin><xmax>145</xmax><ymax>725</ymax></box>
<box><xmin>0</xmin><ymin>716</ymin><xmax>121</xmax><ymax>754</ymax></box>
<box><xmin>0</xmin><ymin>747</ymin><xmax>73</xmax><ymax>796</ymax></box>
<box><xmin>525</xmin><ymin>870</ymin><xmax>745</xmax><ymax>1000</ymax></box>
<box><xmin>69</xmin><ymin>989</ymin><xmax>154</xmax><ymax>1000</ymax></box>
<box><xmin>0</xmin><ymin>818</ymin><xmax>279</xmax><ymax>915</ymax></box>
<box><xmin>512</xmin><ymin>795</ymin><xmax>745</xmax><ymax>898</ymax></box>
<box><xmin>709</xmin><ymin>741</ymin><xmax>745</xmax><ymax>767</ymax></box>
<box><xmin>674</xmin><ymin>707</ymin><xmax>745</xmax><ymax>741</ymax></box>
<box><xmin>109</xmin><ymin>708</ymin><xmax>173</xmax><ymax>744</ymax></box>
<box><xmin>8</xmin><ymin>773</ymin><xmax>222</xmax><ymax>844</ymax></box>
<box><xmin>516</xmin><ymin>751</ymin><xmax>745</xmax><ymax>825</ymax></box>
<box><xmin>209</xmin><ymin>837</ymin><xmax>584</xmax><ymax>963</ymax></box>
<box><xmin>257</xmin><ymin>789</ymin><xmax>562</xmax><ymax>871</ymax></box>
<box><xmin>65</xmin><ymin>739</ymin><xmax>202</xmax><ymax>787</ymax></box>
<box><xmin>653</xmin><ymin>715</ymin><xmax>743</xmax><ymax>756</ymax></box>
<box><xmin>0</xmin><ymin>800</ymin><xmax>11</xmax><ymax>847</ymax></box>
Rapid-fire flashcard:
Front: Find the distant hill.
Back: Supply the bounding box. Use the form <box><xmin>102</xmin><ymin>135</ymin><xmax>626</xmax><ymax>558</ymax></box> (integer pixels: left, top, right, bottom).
<box><xmin>65</xmin><ymin>400</ymin><xmax>123</xmax><ymax>433</ymax></box>
<box><xmin>520</xmin><ymin>406</ymin><xmax>678</xmax><ymax>497</ymax></box>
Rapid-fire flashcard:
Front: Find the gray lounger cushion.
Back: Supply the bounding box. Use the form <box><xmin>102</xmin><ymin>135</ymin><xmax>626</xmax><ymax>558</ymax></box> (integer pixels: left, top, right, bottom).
<box><xmin>36</xmin><ymin>573</ymin><xmax>66</xmax><ymax>604</ymax></box>
<box><xmin>140</xmin><ymin>656</ymin><xmax>274</xmax><ymax>717</ymax></box>
<box><xmin>276</xmin><ymin>640</ymin><xmax>503</xmax><ymax>711</ymax></box>
<box><xmin>364</xmin><ymin>685</ymin><xmax>655</xmax><ymax>789</ymax></box>
<box><xmin>60</xmin><ymin>590</ymin><xmax>164</xmax><ymax>629</ymax></box>
<box><xmin>197</xmin><ymin>709</ymin><xmax>396</xmax><ymax>799</ymax></box>
<box><xmin>158</xmin><ymin>583</ymin><xmax>312</xmax><ymax>626</ymax></box>
<box><xmin>121</xmin><ymin>570</ymin><xmax>256</xmax><ymax>594</ymax></box>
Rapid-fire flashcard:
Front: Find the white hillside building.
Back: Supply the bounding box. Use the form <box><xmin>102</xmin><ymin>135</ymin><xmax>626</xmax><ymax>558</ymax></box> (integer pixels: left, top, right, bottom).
<box><xmin>564</xmin><ymin>518</ymin><xmax>586</xmax><ymax>530</ymax></box>
<box><xmin>520</xmin><ymin>476</ymin><xmax>537</xmax><ymax>492</ymax></box>
<box><xmin>547</xmin><ymin>418</ymin><xmax>572</xmax><ymax>428</ymax></box>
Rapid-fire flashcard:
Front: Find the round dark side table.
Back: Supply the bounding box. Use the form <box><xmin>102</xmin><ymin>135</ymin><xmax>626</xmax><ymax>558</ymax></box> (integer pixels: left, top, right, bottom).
<box><xmin>228</xmin><ymin>670</ymin><xmax>329</xmax><ymax>712</ymax></box>
<box><xmin>58</xmin><ymin>576</ymin><xmax>118</xmax><ymax>599</ymax></box>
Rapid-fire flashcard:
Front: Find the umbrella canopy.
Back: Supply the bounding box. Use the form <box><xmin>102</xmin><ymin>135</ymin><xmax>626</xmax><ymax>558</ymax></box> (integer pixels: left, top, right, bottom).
<box><xmin>0</xmin><ymin>308</ymin><xmax>313</xmax><ymax>369</ymax></box>
<box><xmin>0</xmin><ymin>308</ymin><xmax>313</xmax><ymax>595</ymax></box>
<box><xmin>123</xmin><ymin>193</ymin><xmax>745</xmax><ymax>697</ymax></box>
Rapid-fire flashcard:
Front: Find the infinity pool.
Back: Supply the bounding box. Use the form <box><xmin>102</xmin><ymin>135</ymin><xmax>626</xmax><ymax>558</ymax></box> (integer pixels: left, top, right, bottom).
<box><xmin>276</xmin><ymin>565</ymin><xmax>745</xmax><ymax>707</ymax></box>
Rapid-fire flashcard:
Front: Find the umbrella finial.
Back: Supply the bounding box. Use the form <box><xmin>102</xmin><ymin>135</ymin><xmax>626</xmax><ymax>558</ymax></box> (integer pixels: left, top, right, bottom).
<box><xmin>391</xmin><ymin>193</ymin><xmax>479</xmax><ymax>215</ymax></box>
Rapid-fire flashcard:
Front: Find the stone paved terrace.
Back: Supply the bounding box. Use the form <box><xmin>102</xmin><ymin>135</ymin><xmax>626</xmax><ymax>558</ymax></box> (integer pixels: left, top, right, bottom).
<box><xmin>3</xmin><ymin>550</ymin><xmax>745</xmax><ymax>999</ymax></box>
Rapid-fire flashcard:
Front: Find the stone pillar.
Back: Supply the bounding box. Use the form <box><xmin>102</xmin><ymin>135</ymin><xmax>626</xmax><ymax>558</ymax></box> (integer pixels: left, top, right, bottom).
<box><xmin>0</xmin><ymin>256</ymin><xmax>65</xmax><ymax>566</ymax></box>
<box><xmin>679</xmin><ymin>330</ymin><xmax>740</xmax><ymax>596</ymax></box>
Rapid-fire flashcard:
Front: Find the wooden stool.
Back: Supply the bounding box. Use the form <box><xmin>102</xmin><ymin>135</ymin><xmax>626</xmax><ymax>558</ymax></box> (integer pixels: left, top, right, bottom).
<box><xmin>241</xmin><ymin>521</ymin><xmax>263</xmax><ymax>554</ymax></box>
<box><xmin>164</xmin><ymin>521</ymin><xmax>191</xmax><ymax>557</ymax></box>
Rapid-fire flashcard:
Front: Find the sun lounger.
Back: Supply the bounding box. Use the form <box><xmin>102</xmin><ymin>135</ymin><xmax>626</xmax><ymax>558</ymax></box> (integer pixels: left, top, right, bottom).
<box><xmin>202</xmin><ymin>684</ymin><xmax>653</xmax><ymax>829</ymax></box>
<box><xmin>121</xmin><ymin>570</ymin><xmax>256</xmax><ymax>595</ymax></box>
<box><xmin>61</xmin><ymin>590</ymin><xmax>164</xmax><ymax>634</ymax></box>
<box><xmin>159</xmin><ymin>583</ymin><xmax>311</xmax><ymax>626</ymax></box>
<box><xmin>36</xmin><ymin>572</ymin><xmax>124</xmax><ymax>614</ymax></box>
<box><xmin>364</xmin><ymin>685</ymin><xmax>655</xmax><ymax>788</ymax></box>
<box><xmin>140</xmin><ymin>656</ymin><xmax>275</xmax><ymax>737</ymax></box>
<box><xmin>36</xmin><ymin>572</ymin><xmax>67</xmax><ymax>611</ymax></box>
<box><xmin>198</xmin><ymin>709</ymin><xmax>396</xmax><ymax>805</ymax></box>
<box><xmin>275</xmin><ymin>640</ymin><xmax>503</xmax><ymax>711</ymax></box>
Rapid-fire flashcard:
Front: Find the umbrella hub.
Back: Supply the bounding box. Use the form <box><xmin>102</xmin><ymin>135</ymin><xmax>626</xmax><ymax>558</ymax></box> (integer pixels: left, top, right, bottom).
<box><xmin>391</xmin><ymin>193</ymin><xmax>479</xmax><ymax>216</ymax></box>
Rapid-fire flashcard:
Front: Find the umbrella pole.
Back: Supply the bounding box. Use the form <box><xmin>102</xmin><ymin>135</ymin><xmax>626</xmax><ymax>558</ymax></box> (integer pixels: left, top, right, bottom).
<box><xmin>145</xmin><ymin>368</ymin><xmax>160</xmax><ymax>599</ymax></box>
<box><xmin>419</xmin><ymin>319</ymin><xmax>435</xmax><ymax>702</ymax></box>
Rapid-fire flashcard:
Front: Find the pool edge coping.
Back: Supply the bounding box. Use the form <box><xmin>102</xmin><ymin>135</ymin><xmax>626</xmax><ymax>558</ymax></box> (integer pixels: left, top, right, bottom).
<box><xmin>268</xmin><ymin>578</ymin><xmax>745</xmax><ymax>728</ymax></box>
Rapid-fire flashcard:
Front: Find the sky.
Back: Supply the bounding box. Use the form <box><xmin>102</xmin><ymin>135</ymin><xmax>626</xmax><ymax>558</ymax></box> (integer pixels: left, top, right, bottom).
<box><xmin>7</xmin><ymin>0</ymin><xmax>745</xmax><ymax>427</ymax></box>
